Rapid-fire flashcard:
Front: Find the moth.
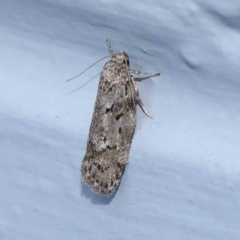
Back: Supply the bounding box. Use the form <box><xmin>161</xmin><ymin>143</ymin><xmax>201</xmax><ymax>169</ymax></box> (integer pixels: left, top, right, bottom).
<box><xmin>80</xmin><ymin>40</ymin><xmax>160</xmax><ymax>195</ymax></box>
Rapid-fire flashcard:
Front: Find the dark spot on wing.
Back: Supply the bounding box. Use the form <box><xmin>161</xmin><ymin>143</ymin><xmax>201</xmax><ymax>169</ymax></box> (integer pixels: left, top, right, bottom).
<box><xmin>125</xmin><ymin>85</ymin><xmax>128</xmax><ymax>96</ymax></box>
<box><xmin>118</xmin><ymin>127</ymin><xmax>122</xmax><ymax>134</ymax></box>
<box><xmin>106</xmin><ymin>103</ymin><xmax>115</xmax><ymax>113</ymax></box>
<box><xmin>106</xmin><ymin>145</ymin><xmax>117</xmax><ymax>150</ymax></box>
<box><xmin>117</xmin><ymin>162</ymin><xmax>122</xmax><ymax>168</ymax></box>
<box><xmin>115</xmin><ymin>113</ymin><xmax>123</xmax><ymax>121</ymax></box>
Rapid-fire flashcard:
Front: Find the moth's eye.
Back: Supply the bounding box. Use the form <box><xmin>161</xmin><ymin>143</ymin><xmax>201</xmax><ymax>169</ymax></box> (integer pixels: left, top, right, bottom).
<box><xmin>125</xmin><ymin>59</ymin><xmax>129</xmax><ymax>66</ymax></box>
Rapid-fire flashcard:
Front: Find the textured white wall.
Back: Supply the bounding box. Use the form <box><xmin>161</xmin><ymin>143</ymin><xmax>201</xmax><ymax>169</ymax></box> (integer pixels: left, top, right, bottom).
<box><xmin>1</xmin><ymin>1</ymin><xmax>240</xmax><ymax>239</ymax></box>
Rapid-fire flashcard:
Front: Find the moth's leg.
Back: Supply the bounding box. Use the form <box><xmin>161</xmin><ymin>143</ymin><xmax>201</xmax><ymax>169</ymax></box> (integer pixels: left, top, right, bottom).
<box><xmin>128</xmin><ymin>78</ymin><xmax>136</xmax><ymax>106</ymax></box>
<box><xmin>130</xmin><ymin>70</ymin><xmax>160</xmax><ymax>77</ymax></box>
<box><xmin>130</xmin><ymin>76</ymin><xmax>153</xmax><ymax>119</ymax></box>
<box><xmin>106</xmin><ymin>39</ymin><xmax>114</xmax><ymax>54</ymax></box>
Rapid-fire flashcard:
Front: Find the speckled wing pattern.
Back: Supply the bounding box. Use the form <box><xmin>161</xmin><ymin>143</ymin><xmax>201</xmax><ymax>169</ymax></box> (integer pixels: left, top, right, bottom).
<box><xmin>81</xmin><ymin>60</ymin><xmax>136</xmax><ymax>195</ymax></box>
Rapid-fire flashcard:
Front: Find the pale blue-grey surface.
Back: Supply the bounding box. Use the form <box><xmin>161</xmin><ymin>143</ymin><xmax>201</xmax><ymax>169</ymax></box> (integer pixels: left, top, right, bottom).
<box><xmin>1</xmin><ymin>1</ymin><xmax>240</xmax><ymax>239</ymax></box>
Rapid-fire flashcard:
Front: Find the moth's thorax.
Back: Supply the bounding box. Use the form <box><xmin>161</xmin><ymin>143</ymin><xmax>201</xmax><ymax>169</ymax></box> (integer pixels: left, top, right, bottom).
<box><xmin>112</xmin><ymin>51</ymin><xmax>129</xmax><ymax>67</ymax></box>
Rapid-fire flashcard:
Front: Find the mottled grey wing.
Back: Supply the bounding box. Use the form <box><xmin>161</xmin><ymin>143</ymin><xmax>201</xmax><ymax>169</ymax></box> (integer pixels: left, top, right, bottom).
<box><xmin>81</xmin><ymin>60</ymin><xmax>136</xmax><ymax>195</ymax></box>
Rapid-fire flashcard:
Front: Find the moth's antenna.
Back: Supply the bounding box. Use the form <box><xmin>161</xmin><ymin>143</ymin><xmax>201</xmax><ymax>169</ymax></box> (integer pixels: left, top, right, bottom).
<box><xmin>66</xmin><ymin>72</ymin><xmax>100</xmax><ymax>95</ymax></box>
<box><xmin>65</xmin><ymin>55</ymin><xmax>110</xmax><ymax>82</ymax></box>
<box><xmin>106</xmin><ymin>39</ymin><xmax>114</xmax><ymax>55</ymax></box>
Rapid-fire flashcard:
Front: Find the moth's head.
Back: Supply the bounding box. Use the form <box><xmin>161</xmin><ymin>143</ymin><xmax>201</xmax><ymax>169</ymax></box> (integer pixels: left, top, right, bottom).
<box><xmin>112</xmin><ymin>51</ymin><xmax>129</xmax><ymax>67</ymax></box>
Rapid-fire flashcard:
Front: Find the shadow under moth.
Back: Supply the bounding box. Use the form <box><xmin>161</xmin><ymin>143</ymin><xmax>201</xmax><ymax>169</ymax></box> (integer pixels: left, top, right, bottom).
<box><xmin>77</xmin><ymin>40</ymin><xmax>160</xmax><ymax>195</ymax></box>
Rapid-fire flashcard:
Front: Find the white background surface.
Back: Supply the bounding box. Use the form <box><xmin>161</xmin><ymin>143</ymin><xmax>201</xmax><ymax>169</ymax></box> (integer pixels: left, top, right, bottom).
<box><xmin>1</xmin><ymin>0</ymin><xmax>240</xmax><ymax>239</ymax></box>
